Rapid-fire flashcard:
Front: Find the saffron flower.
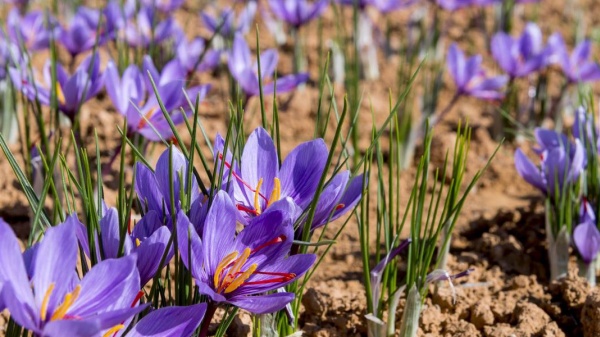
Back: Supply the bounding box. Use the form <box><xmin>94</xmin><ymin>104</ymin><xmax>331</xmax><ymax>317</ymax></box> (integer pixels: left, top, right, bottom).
<box><xmin>547</xmin><ymin>33</ymin><xmax>600</xmax><ymax>84</ymax></box>
<box><xmin>176</xmin><ymin>37</ymin><xmax>221</xmax><ymax>74</ymax></box>
<box><xmin>514</xmin><ymin>128</ymin><xmax>585</xmax><ymax>196</ymax></box>
<box><xmin>76</xmin><ymin>206</ymin><xmax>172</xmax><ymax>286</ymax></box>
<box><xmin>59</xmin><ymin>7</ymin><xmax>115</xmax><ymax>57</ymax></box>
<box><xmin>214</xmin><ymin>128</ymin><xmax>363</xmax><ymax>232</ymax></box>
<box><xmin>6</xmin><ymin>9</ymin><xmax>60</xmax><ymax>51</ymax></box>
<box><xmin>200</xmin><ymin>2</ymin><xmax>256</xmax><ymax>38</ymax></box>
<box><xmin>135</xmin><ymin>145</ymin><xmax>200</xmax><ymax>219</ymax></box>
<box><xmin>336</xmin><ymin>0</ymin><xmax>417</xmax><ymax>12</ymax></box>
<box><xmin>268</xmin><ymin>0</ymin><xmax>329</xmax><ymax>27</ymax></box>
<box><xmin>491</xmin><ymin>23</ymin><xmax>551</xmax><ymax>78</ymax></box>
<box><xmin>177</xmin><ymin>191</ymin><xmax>316</xmax><ymax>314</ymax></box>
<box><xmin>106</xmin><ymin>56</ymin><xmax>210</xmax><ymax>142</ymax></box>
<box><xmin>125</xmin><ymin>6</ymin><xmax>180</xmax><ymax>48</ymax></box>
<box><xmin>141</xmin><ymin>0</ymin><xmax>184</xmax><ymax>13</ymax></box>
<box><xmin>447</xmin><ymin>43</ymin><xmax>508</xmax><ymax>100</ymax></box>
<box><xmin>574</xmin><ymin>205</ymin><xmax>600</xmax><ymax>264</ymax></box>
<box><xmin>0</xmin><ymin>215</ymin><xmax>148</xmax><ymax>337</ymax></box>
<box><xmin>228</xmin><ymin>34</ymin><xmax>309</xmax><ymax>97</ymax></box>
<box><xmin>10</xmin><ymin>53</ymin><xmax>104</xmax><ymax>123</ymax></box>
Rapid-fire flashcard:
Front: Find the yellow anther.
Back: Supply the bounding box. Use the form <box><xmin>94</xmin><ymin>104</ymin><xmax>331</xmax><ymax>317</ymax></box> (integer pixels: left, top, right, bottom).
<box><xmin>268</xmin><ymin>178</ymin><xmax>281</xmax><ymax>206</ymax></box>
<box><xmin>102</xmin><ymin>324</ymin><xmax>125</xmax><ymax>337</ymax></box>
<box><xmin>254</xmin><ymin>178</ymin><xmax>263</xmax><ymax>215</ymax></box>
<box><xmin>214</xmin><ymin>251</ymin><xmax>238</xmax><ymax>289</ymax></box>
<box><xmin>40</xmin><ymin>283</ymin><xmax>55</xmax><ymax>321</ymax></box>
<box><xmin>51</xmin><ymin>285</ymin><xmax>81</xmax><ymax>321</ymax></box>
<box><xmin>224</xmin><ymin>263</ymin><xmax>257</xmax><ymax>294</ymax></box>
<box><xmin>217</xmin><ymin>247</ymin><xmax>252</xmax><ymax>293</ymax></box>
<box><xmin>56</xmin><ymin>83</ymin><xmax>66</xmax><ymax>105</ymax></box>
<box><xmin>135</xmin><ymin>238</ymin><xmax>141</xmax><ymax>247</ymax></box>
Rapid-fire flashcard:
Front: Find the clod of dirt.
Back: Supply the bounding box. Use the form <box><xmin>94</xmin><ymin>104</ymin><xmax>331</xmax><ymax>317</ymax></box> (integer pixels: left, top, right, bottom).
<box><xmin>303</xmin><ymin>288</ymin><xmax>326</xmax><ymax>317</ymax></box>
<box><xmin>539</xmin><ymin>322</ymin><xmax>566</xmax><ymax>337</ymax></box>
<box><xmin>470</xmin><ymin>301</ymin><xmax>495</xmax><ymax>328</ymax></box>
<box><xmin>513</xmin><ymin>302</ymin><xmax>550</xmax><ymax>335</ymax></box>
<box><xmin>581</xmin><ymin>288</ymin><xmax>600</xmax><ymax>337</ymax></box>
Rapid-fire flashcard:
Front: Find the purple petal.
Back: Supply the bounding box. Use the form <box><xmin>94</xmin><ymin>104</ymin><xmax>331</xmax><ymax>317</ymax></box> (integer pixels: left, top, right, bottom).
<box><xmin>32</xmin><ymin>215</ymin><xmax>79</xmax><ymax>315</ymax></box>
<box><xmin>68</xmin><ymin>255</ymin><xmax>140</xmax><ymax>316</ymax></box>
<box><xmin>136</xmin><ymin>226</ymin><xmax>172</xmax><ymax>286</ymax></box>
<box><xmin>272</xmin><ymin>73</ymin><xmax>309</xmax><ymax>94</ymax></box>
<box><xmin>574</xmin><ymin>221</ymin><xmax>600</xmax><ymax>264</ymax></box>
<box><xmin>135</xmin><ymin>163</ymin><xmax>164</xmax><ymax>214</ymax></box>
<box><xmin>203</xmin><ymin>191</ymin><xmax>237</xmax><ymax>274</ymax></box>
<box><xmin>100</xmin><ymin>207</ymin><xmax>132</xmax><ymax>259</ymax></box>
<box><xmin>227</xmin><ymin>292</ymin><xmax>295</xmax><ymax>315</ymax></box>
<box><xmin>514</xmin><ymin>149</ymin><xmax>547</xmax><ymax>193</ymax></box>
<box><xmin>239</xmin><ymin>128</ymin><xmax>279</xmax><ymax>209</ymax></box>
<box><xmin>279</xmin><ymin>139</ymin><xmax>328</xmax><ymax>208</ymax></box>
<box><xmin>42</xmin><ymin>320</ymin><xmax>101</xmax><ymax>337</ymax></box>
<box><xmin>176</xmin><ymin>211</ymin><xmax>204</xmax><ymax>280</ymax></box>
<box><xmin>258</xmin><ymin>49</ymin><xmax>278</xmax><ymax>80</ymax></box>
<box><xmin>491</xmin><ymin>33</ymin><xmax>516</xmax><ymax>75</ymax></box>
<box><xmin>127</xmin><ymin>303</ymin><xmax>207</xmax><ymax>337</ymax></box>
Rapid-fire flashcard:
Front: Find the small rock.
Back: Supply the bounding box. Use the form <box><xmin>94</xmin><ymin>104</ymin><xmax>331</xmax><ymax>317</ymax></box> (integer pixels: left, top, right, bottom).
<box><xmin>303</xmin><ymin>288</ymin><xmax>326</xmax><ymax>316</ymax></box>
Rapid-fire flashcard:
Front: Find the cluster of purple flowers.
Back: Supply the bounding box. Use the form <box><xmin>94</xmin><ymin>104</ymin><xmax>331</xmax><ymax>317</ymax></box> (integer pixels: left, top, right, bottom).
<box><xmin>447</xmin><ymin>22</ymin><xmax>600</xmax><ymax>102</ymax></box>
<box><xmin>0</xmin><ymin>126</ymin><xmax>363</xmax><ymax>335</ymax></box>
<box><xmin>514</xmin><ymin>110</ymin><xmax>600</xmax><ymax>269</ymax></box>
<box><xmin>1</xmin><ymin>0</ymin><xmax>312</xmax><ymax>142</ymax></box>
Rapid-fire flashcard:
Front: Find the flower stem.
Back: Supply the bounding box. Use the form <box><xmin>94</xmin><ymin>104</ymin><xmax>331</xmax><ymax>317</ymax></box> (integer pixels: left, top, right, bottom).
<box><xmin>431</xmin><ymin>93</ymin><xmax>460</xmax><ymax>127</ymax></box>
<box><xmin>199</xmin><ymin>303</ymin><xmax>218</xmax><ymax>337</ymax></box>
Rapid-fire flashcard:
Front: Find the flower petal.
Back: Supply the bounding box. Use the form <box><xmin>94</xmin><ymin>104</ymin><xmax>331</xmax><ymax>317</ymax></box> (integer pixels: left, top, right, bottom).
<box><xmin>127</xmin><ymin>303</ymin><xmax>207</xmax><ymax>337</ymax></box>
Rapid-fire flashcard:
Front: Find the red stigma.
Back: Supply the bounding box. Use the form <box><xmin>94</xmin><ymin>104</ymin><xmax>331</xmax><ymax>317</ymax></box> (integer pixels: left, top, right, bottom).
<box><xmin>245</xmin><ymin>271</ymin><xmax>296</xmax><ymax>285</ymax></box>
<box><xmin>335</xmin><ymin>203</ymin><xmax>345</xmax><ymax>210</ymax></box>
<box><xmin>217</xmin><ymin>153</ymin><xmax>269</xmax><ymax>205</ymax></box>
<box><xmin>236</xmin><ymin>204</ymin><xmax>259</xmax><ymax>215</ymax></box>
<box><xmin>251</xmin><ymin>235</ymin><xmax>286</xmax><ymax>254</ymax></box>
<box><xmin>130</xmin><ymin>291</ymin><xmax>144</xmax><ymax>308</ymax></box>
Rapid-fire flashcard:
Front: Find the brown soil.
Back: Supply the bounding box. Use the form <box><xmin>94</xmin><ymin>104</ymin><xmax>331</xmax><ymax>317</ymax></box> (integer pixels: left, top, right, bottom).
<box><xmin>2</xmin><ymin>0</ymin><xmax>600</xmax><ymax>336</ymax></box>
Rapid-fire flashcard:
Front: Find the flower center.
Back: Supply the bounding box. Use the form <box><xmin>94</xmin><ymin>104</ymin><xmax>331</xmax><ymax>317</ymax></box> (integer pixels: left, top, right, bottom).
<box><xmin>137</xmin><ymin>107</ymin><xmax>157</xmax><ymax>129</ymax></box>
<box><xmin>40</xmin><ymin>283</ymin><xmax>82</xmax><ymax>322</ymax></box>
<box><xmin>212</xmin><ymin>235</ymin><xmax>296</xmax><ymax>294</ymax></box>
<box><xmin>217</xmin><ymin>153</ymin><xmax>282</xmax><ymax>215</ymax></box>
<box><xmin>213</xmin><ymin>248</ymin><xmax>258</xmax><ymax>294</ymax></box>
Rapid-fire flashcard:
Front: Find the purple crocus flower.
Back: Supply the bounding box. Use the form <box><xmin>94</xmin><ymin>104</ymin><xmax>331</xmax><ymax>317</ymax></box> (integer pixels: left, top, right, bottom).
<box><xmin>9</xmin><ymin>53</ymin><xmax>104</xmax><ymax>122</ymax></box>
<box><xmin>514</xmin><ymin>128</ymin><xmax>585</xmax><ymax>196</ymax></box>
<box><xmin>177</xmin><ymin>191</ymin><xmax>316</xmax><ymax>314</ymax></box>
<box><xmin>268</xmin><ymin>0</ymin><xmax>329</xmax><ymax>28</ymax></box>
<box><xmin>135</xmin><ymin>145</ymin><xmax>200</xmax><ymax>220</ymax></box>
<box><xmin>106</xmin><ymin>56</ymin><xmax>210</xmax><ymax>142</ymax></box>
<box><xmin>229</xmin><ymin>34</ymin><xmax>308</xmax><ymax>97</ymax></box>
<box><xmin>547</xmin><ymin>33</ymin><xmax>600</xmax><ymax>84</ymax></box>
<box><xmin>125</xmin><ymin>6</ymin><xmax>180</xmax><ymax>48</ymax></box>
<box><xmin>0</xmin><ymin>215</ymin><xmax>148</xmax><ymax>337</ymax></box>
<box><xmin>176</xmin><ymin>37</ymin><xmax>222</xmax><ymax>75</ymax></box>
<box><xmin>336</xmin><ymin>0</ymin><xmax>417</xmax><ymax>12</ymax></box>
<box><xmin>76</xmin><ymin>206</ymin><xmax>173</xmax><ymax>286</ymax></box>
<box><xmin>133</xmin><ymin>56</ymin><xmax>210</xmax><ymax>142</ymax></box>
<box><xmin>59</xmin><ymin>7</ymin><xmax>114</xmax><ymax>57</ymax></box>
<box><xmin>105</xmin><ymin>61</ymin><xmax>146</xmax><ymax>129</ymax></box>
<box><xmin>200</xmin><ymin>2</ymin><xmax>257</xmax><ymax>38</ymax></box>
<box><xmin>447</xmin><ymin>43</ymin><xmax>508</xmax><ymax>100</ymax></box>
<box><xmin>574</xmin><ymin>206</ymin><xmax>600</xmax><ymax>264</ymax></box>
<box><xmin>6</xmin><ymin>9</ymin><xmax>60</xmax><ymax>51</ymax></box>
<box><xmin>141</xmin><ymin>0</ymin><xmax>184</xmax><ymax>13</ymax></box>
<box><xmin>214</xmin><ymin>128</ymin><xmax>363</xmax><ymax>232</ymax></box>
<box><xmin>491</xmin><ymin>23</ymin><xmax>551</xmax><ymax>78</ymax></box>
<box><xmin>437</xmin><ymin>0</ymin><xmax>538</xmax><ymax>11</ymax></box>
